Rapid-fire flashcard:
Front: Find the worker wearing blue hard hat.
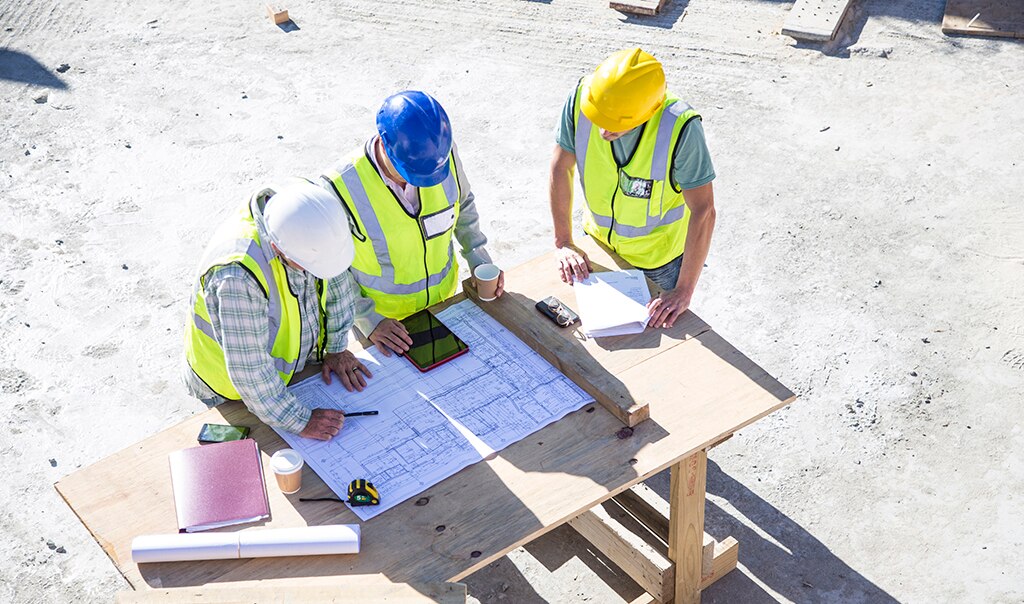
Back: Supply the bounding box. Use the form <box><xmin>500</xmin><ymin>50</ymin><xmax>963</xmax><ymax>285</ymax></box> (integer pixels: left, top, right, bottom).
<box><xmin>320</xmin><ymin>91</ymin><xmax>503</xmax><ymax>355</ymax></box>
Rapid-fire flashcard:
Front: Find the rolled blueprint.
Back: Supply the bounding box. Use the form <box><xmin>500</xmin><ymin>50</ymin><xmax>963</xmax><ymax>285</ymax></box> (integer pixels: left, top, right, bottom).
<box><xmin>131</xmin><ymin>532</ymin><xmax>238</xmax><ymax>564</ymax></box>
<box><xmin>238</xmin><ymin>525</ymin><xmax>360</xmax><ymax>558</ymax></box>
<box><xmin>131</xmin><ymin>525</ymin><xmax>360</xmax><ymax>564</ymax></box>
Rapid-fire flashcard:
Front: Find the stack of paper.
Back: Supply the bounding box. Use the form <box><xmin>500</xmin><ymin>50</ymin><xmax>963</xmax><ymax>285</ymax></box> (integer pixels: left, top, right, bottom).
<box><xmin>574</xmin><ymin>270</ymin><xmax>652</xmax><ymax>337</ymax></box>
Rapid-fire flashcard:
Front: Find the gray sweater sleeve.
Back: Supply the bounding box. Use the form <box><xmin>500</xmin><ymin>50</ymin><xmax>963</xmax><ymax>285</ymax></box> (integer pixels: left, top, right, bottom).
<box><xmin>451</xmin><ymin>142</ymin><xmax>492</xmax><ymax>269</ymax></box>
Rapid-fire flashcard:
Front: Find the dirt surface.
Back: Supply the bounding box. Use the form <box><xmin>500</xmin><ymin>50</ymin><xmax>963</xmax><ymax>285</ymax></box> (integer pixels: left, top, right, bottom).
<box><xmin>2</xmin><ymin>0</ymin><xmax>1022</xmax><ymax>602</ymax></box>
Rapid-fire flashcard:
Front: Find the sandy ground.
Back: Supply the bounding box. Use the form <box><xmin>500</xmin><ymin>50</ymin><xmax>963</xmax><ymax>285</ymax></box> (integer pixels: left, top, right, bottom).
<box><xmin>2</xmin><ymin>0</ymin><xmax>1023</xmax><ymax>602</ymax></box>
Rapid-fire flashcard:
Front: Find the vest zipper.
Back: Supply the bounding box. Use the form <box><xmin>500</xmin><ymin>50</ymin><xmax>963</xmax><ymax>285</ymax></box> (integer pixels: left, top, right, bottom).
<box><xmin>413</xmin><ymin>187</ymin><xmax>431</xmax><ymax>308</ymax></box>
<box><xmin>301</xmin><ymin>283</ymin><xmax>315</xmax><ymax>367</ymax></box>
<box><xmin>316</xmin><ymin>279</ymin><xmax>326</xmax><ymax>362</ymax></box>
<box><xmin>607</xmin><ymin>171</ymin><xmax>620</xmax><ymax>247</ymax></box>
<box><xmin>419</xmin><ymin>221</ymin><xmax>431</xmax><ymax>309</ymax></box>
<box><xmin>283</xmin><ymin>264</ymin><xmax>312</xmax><ymax>375</ymax></box>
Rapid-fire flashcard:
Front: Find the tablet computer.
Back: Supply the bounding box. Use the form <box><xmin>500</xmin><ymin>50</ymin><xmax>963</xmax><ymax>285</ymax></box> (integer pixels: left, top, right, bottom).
<box><xmin>398</xmin><ymin>310</ymin><xmax>470</xmax><ymax>372</ymax></box>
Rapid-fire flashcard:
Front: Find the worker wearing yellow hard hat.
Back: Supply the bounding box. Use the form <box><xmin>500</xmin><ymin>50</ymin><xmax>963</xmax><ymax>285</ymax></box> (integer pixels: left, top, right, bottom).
<box><xmin>549</xmin><ymin>48</ymin><xmax>717</xmax><ymax>329</ymax></box>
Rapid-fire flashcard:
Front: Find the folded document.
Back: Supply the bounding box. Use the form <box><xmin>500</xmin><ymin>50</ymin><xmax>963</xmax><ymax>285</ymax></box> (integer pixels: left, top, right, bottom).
<box><xmin>574</xmin><ymin>270</ymin><xmax>652</xmax><ymax>337</ymax></box>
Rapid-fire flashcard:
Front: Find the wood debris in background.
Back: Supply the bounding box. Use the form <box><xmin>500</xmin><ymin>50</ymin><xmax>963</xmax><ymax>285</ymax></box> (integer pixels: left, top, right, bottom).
<box><xmin>266</xmin><ymin>3</ymin><xmax>289</xmax><ymax>25</ymax></box>
<box><xmin>942</xmin><ymin>0</ymin><xmax>1024</xmax><ymax>38</ymax></box>
<box><xmin>782</xmin><ymin>0</ymin><xmax>853</xmax><ymax>41</ymax></box>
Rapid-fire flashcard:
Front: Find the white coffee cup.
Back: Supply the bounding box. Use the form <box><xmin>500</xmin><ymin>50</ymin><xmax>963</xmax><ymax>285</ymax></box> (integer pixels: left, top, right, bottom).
<box><xmin>270</xmin><ymin>449</ymin><xmax>304</xmax><ymax>494</ymax></box>
<box><xmin>474</xmin><ymin>263</ymin><xmax>501</xmax><ymax>301</ymax></box>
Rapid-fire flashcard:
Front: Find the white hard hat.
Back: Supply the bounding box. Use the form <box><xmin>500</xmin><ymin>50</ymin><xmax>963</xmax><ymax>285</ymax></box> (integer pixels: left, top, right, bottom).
<box><xmin>263</xmin><ymin>181</ymin><xmax>355</xmax><ymax>279</ymax></box>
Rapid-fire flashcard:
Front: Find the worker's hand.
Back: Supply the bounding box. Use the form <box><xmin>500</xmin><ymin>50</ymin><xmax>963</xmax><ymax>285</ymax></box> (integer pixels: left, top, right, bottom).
<box><xmin>647</xmin><ymin>287</ymin><xmax>692</xmax><ymax>329</ymax></box>
<box><xmin>299</xmin><ymin>408</ymin><xmax>345</xmax><ymax>441</ymax></box>
<box><xmin>471</xmin><ymin>270</ymin><xmax>505</xmax><ymax>298</ymax></box>
<box><xmin>321</xmin><ymin>350</ymin><xmax>373</xmax><ymax>392</ymax></box>
<box><xmin>369</xmin><ymin>318</ymin><xmax>413</xmax><ymax>358</ymax></box>
<box><xmin>556</xmin><ymin>245</ymin><xmax>590</xmax><ymax>284</ymax></box>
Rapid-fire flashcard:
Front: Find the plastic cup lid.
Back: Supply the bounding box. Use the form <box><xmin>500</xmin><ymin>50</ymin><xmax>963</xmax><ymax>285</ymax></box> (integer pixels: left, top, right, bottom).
<box><xmin>271</xmin><ymin>449</ymin><xmax>303</xmax><ymax>473</ymax></box>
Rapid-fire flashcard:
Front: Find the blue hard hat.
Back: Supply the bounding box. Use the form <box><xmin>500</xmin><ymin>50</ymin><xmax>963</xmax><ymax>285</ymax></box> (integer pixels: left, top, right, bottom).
<box><xmin>376</xmin><ymin>91</ymin><xmax>453</xmax><ymax>188</ymax></box>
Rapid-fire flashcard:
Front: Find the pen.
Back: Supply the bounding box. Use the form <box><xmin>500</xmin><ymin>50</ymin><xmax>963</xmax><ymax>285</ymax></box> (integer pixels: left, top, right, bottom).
<box><xmin>343</xmin><ymin>411</ymin><xmax>379</xmax><ymax>417</ymax></box>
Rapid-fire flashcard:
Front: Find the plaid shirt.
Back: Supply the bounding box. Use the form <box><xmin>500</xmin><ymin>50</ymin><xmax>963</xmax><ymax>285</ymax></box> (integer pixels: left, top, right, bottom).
<box><xmin>183</xmin><ymin>262</ymin><xmax>356</xmax><ymax>434</ymax></box>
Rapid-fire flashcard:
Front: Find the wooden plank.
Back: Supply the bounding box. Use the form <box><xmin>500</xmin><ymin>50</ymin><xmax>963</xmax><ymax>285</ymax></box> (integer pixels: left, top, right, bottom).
<box><xmin>614</xmin><ymin>483</ymin><xmax>716</xmax><ymax>575</ymax></box>
<box><xmin>668</xmin><ymin>451</ymin><xmax>707</xmax><ymax>604</ymax></box>
<box><xmin>266</xmin><ymin>4</ymin><xmax>289</xmax><ymax>24</ymax></box>
<box><xmin>615</xmin><ymin>483</ymin><xmax>671</xmax><ymax>539</ymax></box>
<box><xmin>701</xmin><ymin>532</ymin><xmax>715</xmax><ymax>577</ymax></box>
<box><xmin>115</xmin><ymin>582</ymin><xmax>466</xmax><ymax>603</ymax></box>
<box><xmin>700</xmin><ymin>537</ymin><xmax>739</xmax><ymax>590</ymax></box>
<box><xmin>617</xmin><ymin>329</ymin><xmax>796</xmax><ymax>441</ymax></box>
<box><xmin>781</xmin><ymin>0</ymin><xmax>854</xmax><ymax>42</ymax></box>
<box><xmin>568</xmin><ymin>503</ymin><xmax>674</xmax><ymax>602</ymax></box>
<box><xmin>942</xmin><ymin>0</ymin><xmax>1024</xmax><ymax>38</ymax></box>
<box><xmin>610</xmin><ymin>0</ymin><xmax>668</xmax><ymax>17</ymax></box>
<box><xmin>464</xmin><ymin>277</ymin><xmax>648</xmax><ymax>427</ymax></box>
<box><xmin>707</xmin><ymin>433</ymin><xmax>733</xmax><ymax>449</ymax></box>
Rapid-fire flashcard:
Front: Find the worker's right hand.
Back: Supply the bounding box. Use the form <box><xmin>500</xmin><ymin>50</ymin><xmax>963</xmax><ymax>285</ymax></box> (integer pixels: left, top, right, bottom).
<box><xmin>299</xmin><ymin>408</ymin><xmax>345</xmax><ymax>441</ymax></box>
<box><xmin>556</xmin><ymin>245</ymin><xmax>591</xmax><ymax>284</ymax></box>
<box><xmin>369</xmin><ymin>318</ymin><xmax>413</xmax><ymax>358</ymax></box>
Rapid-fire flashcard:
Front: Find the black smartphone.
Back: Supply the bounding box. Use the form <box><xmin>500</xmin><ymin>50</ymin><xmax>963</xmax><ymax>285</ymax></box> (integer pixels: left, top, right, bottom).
<box><xmin>398</xmin><ymin>310</ymin><xmax>470</xmax><ymax>372</ymax></box>
<box><xmin>197</xmin><ymin>423</ymin><xmax>250</xmax><ymax>443</ymax></box>
<box><xmin>535</xmin><ymin>296</ymin><xmax>579</xmax><ymax>328</ymax></box>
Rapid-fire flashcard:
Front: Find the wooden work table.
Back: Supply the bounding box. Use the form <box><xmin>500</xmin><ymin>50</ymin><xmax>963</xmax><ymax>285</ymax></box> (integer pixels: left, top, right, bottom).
<box><xmin>57</xmin><ymin>239</ymin><xmax>795</xmax><ymax>603</ymax></box>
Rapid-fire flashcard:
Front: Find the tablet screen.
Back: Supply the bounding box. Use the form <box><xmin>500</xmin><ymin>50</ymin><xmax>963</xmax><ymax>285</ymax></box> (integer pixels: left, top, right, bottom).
<box><xmin>399</xmin><ymin>310</ymin><xmax>469</xmax><ymax>371</ymax></box>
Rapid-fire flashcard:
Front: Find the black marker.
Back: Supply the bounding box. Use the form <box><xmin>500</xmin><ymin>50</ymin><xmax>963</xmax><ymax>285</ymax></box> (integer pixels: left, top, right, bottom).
<box><xmin>343</xmin><ymin>410</ymin><xmax>379</xmax><ymax>417</ymax></box>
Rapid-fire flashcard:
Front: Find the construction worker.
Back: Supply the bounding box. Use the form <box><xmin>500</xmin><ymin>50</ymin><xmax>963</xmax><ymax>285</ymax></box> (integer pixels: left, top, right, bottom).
<box><xmin>182</xmin><ymin>179</ymin><xmax>372</xmax><ymax>441</ymax></box>
<box><xmin>549</xmin><ymin>48</ymin><xmax>717</xmax><ymax>329</ymax></box>
<box><xmin>321</xmin><ymin>91</ymin><xmax>503</xmax><ymax>355</ymax></box>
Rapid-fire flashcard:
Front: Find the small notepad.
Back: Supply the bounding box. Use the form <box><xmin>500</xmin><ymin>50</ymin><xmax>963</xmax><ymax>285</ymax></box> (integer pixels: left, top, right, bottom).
<box><xmin>574</xmin><ymin>270</ymin><xmax>652</xmax><ymax>337</ymax></box>
<box><xmin>168</xmin><ymin>439</ymin><xmax>270</xmax><ymax>533</ymax></box>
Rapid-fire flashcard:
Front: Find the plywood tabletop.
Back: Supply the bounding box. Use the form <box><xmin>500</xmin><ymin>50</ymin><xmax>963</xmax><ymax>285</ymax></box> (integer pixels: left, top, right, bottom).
<box><xmin>56</xmin><ymin>242</ymin><xmax>795</xmax><ymax>591</ymax></box>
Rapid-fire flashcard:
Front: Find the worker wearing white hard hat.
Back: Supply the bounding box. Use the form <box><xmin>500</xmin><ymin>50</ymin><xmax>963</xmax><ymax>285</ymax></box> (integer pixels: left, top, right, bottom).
<box><xmin>183</xmin><ymin>179</ymin><xmax>369</xmax><ymax>441</ymax></box>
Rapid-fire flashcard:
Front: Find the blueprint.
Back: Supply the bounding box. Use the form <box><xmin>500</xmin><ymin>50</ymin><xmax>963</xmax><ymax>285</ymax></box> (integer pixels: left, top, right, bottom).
<box><xmin>276</xmin><ymin>300</ymin><xmax>594</xmax><ymax>520</ymax></box>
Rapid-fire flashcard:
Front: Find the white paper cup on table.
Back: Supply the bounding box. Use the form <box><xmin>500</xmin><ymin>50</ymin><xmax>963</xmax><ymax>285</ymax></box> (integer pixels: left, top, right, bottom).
<box><xmin>270</xmin><ymin>449</ymin><xmax>304</xmax><ymax>494</ymax></box>
<box><xmin>474</xmin><ymin>263</ymin><xmax>501</xmax><ymax>301</ymax></box>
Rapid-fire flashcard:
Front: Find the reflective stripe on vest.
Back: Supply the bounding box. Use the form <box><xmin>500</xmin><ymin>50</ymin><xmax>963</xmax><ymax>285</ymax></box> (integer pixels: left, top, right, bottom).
<box><xmin>190</xmin><ymin>238</ymin><xmax>292</xmax><ymax>375</ymax></box>
<box><xmin>185</xmin><ymin>187</ymin><xmax>325</xmax><ymax>399</ymax></box>
<box><xmin>323</xmin><ymin>145</ymin><xmax>461</xmax><ymax>319</ymax></box>
<box><xmin>574</xmin><ymin>81</ymin><xmax>700</xmax><ymax>269</ymax></box>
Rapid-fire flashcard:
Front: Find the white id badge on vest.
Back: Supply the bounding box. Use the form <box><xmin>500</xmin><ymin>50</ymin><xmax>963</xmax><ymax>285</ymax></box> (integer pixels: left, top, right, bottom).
<box><xmin>421</xmin><ymin>205</ymin><xmax>456</xmax><ymax>240</ymax></box>
<box><xmin>618</xmin><ymin>171</ymin><xmax>654</xmax><ymax>199</ymax></box>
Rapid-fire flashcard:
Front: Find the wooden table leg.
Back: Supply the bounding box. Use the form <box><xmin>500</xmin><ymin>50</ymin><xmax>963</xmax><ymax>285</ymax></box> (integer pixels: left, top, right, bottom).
<box><xmin>668</xmin><ymin>449</ymin><xmax>707</xmax><ymax>604</ymax></box>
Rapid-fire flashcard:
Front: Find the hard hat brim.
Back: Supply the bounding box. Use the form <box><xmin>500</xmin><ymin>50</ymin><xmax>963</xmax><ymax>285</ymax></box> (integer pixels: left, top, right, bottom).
<box><xmin>301</xmin><ymin>257</ymin><xmax>350</xmax><ymax>280</ymax></box>
<box><xmin>393</xmin><ymin>157</ymin><xmax>451</xmax><ymax>188</ymax></box>
<box><xmin>580</xmin><ymin>89</ymin><xmax>659</xmax><ymax>132</ymax></box>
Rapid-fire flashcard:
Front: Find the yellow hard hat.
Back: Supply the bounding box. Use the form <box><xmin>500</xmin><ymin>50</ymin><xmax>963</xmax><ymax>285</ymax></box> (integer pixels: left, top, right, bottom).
<box><xmin>581</xmin><ymin>48</ymin><xmax>666</xmax><ymax>132</ymax></box>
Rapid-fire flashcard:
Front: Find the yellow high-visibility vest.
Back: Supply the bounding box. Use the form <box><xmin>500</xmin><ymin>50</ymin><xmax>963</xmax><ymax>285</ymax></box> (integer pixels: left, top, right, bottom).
<box><xmin>323</xmin><ymin>144</ymin><xmax>461</xmax><ymax>320</ymax></box>
<box><xmin>574</xmin><ymin>78</ymin><xmax>701</xmax><ymax>269</ymax></box>
<box><xmin>184</xmin><ymin>185</ymin><xmax>327</xmax><ymax>400</ymax></box>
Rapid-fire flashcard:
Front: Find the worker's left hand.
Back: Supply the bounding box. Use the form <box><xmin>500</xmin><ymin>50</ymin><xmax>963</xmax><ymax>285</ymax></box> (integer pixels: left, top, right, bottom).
<box><xmin>321</xmin><ymin>350</ymin><xmax>374</xmax><ymax>392</ymax></box>
<box><xmin>472</xmin><ymin>270</ymin><xmax>505</xmax><ymax>298</ymax></box>
<box><xmin>646</xmin><ymin>288</ymin><xmax>692</xmax><ymax>329</ymax></box>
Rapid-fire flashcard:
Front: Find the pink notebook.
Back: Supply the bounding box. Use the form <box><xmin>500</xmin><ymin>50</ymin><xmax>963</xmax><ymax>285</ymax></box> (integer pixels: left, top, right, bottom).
<box><xmin>168</xmin><ymin>439</ymin><xmax>270</xmax><ymax>533</ymax></box>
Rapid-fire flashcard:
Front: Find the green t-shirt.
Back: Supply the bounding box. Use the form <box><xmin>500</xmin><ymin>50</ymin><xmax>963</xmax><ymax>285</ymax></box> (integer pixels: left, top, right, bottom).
<box><xmin>555</xmin><ymin>91</ymin><xmax>715</xmax><ymax>190</ymax></box>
